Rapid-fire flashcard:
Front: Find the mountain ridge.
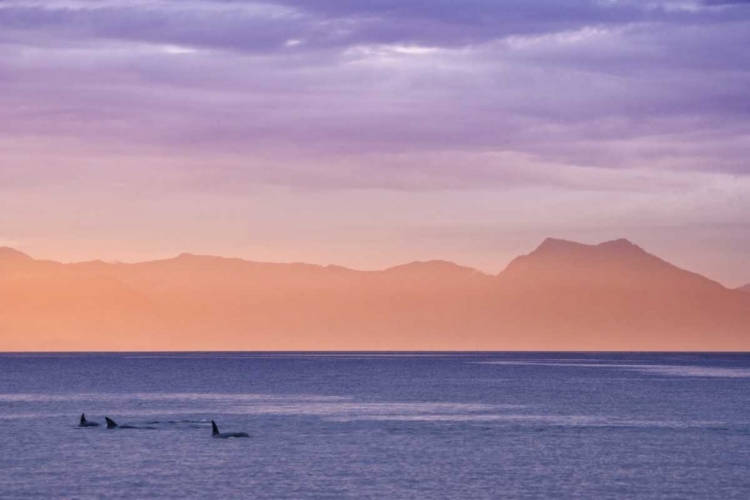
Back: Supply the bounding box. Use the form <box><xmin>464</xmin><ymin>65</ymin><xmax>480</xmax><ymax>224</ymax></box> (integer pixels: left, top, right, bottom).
<box><xmin>499</xmin><ymin>237</ymin><xmax>725</xmax><ymax>292</ymax></box>
<box><xmin>0</xmin><ymin>247</ymin><xmax>33</xmax><ymax>263</ymax></box>
<box><xmin>0</xmin><ymin>238</ymin><xmax>735</xmax><ymax>287</ymax></box>
<box><xmin>1</xmin><ymin>238</ymin><xmax>748</xmax><ymax>351</ymax></box>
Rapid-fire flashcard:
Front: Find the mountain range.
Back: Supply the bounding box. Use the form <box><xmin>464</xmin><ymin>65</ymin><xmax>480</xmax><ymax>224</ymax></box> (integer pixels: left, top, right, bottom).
<box><xmin>1</xmin><ymin>239</ymin><xmax>749</xmax><ymax>351</ymax></box>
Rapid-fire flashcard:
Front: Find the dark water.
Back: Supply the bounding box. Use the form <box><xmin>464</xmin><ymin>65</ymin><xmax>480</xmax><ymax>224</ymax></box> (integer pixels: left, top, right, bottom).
<box><xmin>1</xmin><ymin>352</ymin><xmax>749</xmax><ymax>499</ymax></box>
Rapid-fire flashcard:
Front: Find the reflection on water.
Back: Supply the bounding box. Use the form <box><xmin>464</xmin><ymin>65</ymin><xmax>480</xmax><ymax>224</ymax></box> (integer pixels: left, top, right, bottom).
<box><xmin>0</xmin><ymin>393</ymin><xmax>350</xmax><ymax>403</ymax></box>
<box><xmin>476</xmin><ymin>361</ymin><xmax>750</xmax><ymax>377</ymax></box>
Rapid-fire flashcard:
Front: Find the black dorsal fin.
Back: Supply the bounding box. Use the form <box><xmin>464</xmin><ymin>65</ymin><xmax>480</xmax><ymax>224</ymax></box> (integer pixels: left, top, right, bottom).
<box><xmin>211</xmin><ymin>420</ymin><xmax>220</xmax><ymax>436</ymax></box>
<box><xmin>105</xmin><ymin>417</ymin><xmax>118</xmax><ymax>429</ymax></box>
<box><xmin>80</xmin><ymin>413</ymin><xmax>86</xmax><ymax>424</ymax></box>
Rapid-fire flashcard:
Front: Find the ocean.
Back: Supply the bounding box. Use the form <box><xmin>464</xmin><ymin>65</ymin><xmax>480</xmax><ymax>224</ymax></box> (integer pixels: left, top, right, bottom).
<box><xmin>0</xmin><ymin>352</ymin><xmax>748</xmax><ymax>499</ymax></box>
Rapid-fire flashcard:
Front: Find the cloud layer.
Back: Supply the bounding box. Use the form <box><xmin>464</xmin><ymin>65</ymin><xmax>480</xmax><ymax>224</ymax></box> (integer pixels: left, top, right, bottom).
<box><xmin>1</xmin><ymin>0</ymin><xmax>749</xmax><ymax>285</ymax></box>
<box><xmin>1</xmin><ymin>0</ymin><xmax>749</xmax><ymax>189</ymax></box>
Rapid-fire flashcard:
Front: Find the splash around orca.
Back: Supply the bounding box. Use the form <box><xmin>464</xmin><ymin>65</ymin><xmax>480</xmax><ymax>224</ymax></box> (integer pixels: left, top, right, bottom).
<box><xmin>211</xmin><ymin>420</ymin><xmax>250</xmax><ymax>439</ymax></box>
<box><xmin>79</xmin><ymin>413</ymin><xmax>100</xmax><ymax>427</ymax></box>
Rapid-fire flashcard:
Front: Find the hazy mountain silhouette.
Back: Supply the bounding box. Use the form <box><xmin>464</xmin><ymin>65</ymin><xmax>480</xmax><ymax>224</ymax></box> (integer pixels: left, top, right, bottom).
<box><xmin>1</xmin><ymin>239</ymin><xmax>748</xmax><ymax>351</ymax></box>
<box><xmin>491</xmin><ymin>238</ymin><xmax>748</xmax><ymax>350</ymax></box>
<box><xmin>0</xmin><ymin>247</ymin><xmax>32</xmax><ymax>262</ymax></box>
<box><xmin>739</xmin><ymin>285</ymin><xmax>750</xmax><ymax>294</ymax></box>
<box><xmin>500</xmin><ymin>238</ymin><xmax>725</xmax><ymax>291</ymax></box>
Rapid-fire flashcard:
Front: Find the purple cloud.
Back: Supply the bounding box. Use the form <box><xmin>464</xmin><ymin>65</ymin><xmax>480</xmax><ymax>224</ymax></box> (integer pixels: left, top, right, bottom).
<box><xmin>0</xmin><ymin>0</ymin><xmax>749</xmax><ymax>193</ymax></box>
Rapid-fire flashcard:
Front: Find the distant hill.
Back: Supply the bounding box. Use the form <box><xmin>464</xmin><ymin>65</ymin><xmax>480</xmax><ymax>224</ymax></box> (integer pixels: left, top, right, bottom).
<box><xmin>0</xmin><ymin>247</ymin><xmax>33</xmax><ymax>262</ymax></box>
<box><xmin>493</xmin><ymin>238</ymin><xmax>747</xmax><ymax>350</ymax></box>
<box><xmin>500</xmin><ymin>238</ymin><xmax>723</xmax><ymax>291</ymax></box>
<box><xmin>738</xmin><ymin>285</ymin><xmax>750</xmax><ymax>294</ymax></box>
<box><xmin>1</xmin><ymin>239</ymin><xmax>749</xmax><ymax>351</ymax></box>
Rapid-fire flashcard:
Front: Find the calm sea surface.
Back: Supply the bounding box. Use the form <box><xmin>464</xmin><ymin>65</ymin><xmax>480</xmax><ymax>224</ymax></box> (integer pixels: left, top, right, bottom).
<box><xmin>0</xmin><ymin>352</ymin><xmax>749</xmax><ymax>499</ymax></box>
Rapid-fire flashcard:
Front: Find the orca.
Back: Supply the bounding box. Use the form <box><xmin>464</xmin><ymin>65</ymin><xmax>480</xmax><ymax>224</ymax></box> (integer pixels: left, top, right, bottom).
<box><xmin>79</xmin><ymin>413</ymin><xmax>100</xmax><ymax>427</ymax></box>
<box><xmin>211</xmin><ymin>420</ymin><xmax>250</xmax><ymax>439</ymax></box>
<box><xmin>105</xmin><ymin>417</ymin><xmax>138</xmax><ymax>429</ymax></box>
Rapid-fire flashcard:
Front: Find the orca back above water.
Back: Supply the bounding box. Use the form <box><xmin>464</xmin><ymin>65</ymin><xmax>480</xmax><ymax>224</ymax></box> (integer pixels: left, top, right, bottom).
<box><xmin>211</xmin><ymin>420</ymin><xmax>250</xmax><ymax>439</ymax></box>
<box><xmin>105</xmin><ymin>417</ymin><xmax>139</xmax><ymax>429</ymax></box>
<box><xmin>79</xmin><ymin>414</ymin><xmax>100</xmax><ymax>427</ymax></box>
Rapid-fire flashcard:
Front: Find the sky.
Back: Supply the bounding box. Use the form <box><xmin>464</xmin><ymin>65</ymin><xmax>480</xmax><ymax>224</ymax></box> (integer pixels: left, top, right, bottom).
<box><xmin>0</xmin><ymin>0</ymin><xmax>749</xmax><ymax>286</ymax></box>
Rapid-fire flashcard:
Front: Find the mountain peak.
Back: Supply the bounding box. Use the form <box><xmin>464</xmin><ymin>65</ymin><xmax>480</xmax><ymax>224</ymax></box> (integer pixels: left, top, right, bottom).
<box><xmin>534</xmin><ymin>237</ymin><xmax>641</xmax><ymax>255</ymax></box>
<box><xmin>173</xmin><ymin>252</ymin><xmax>230</xmax><ymax>263</ymax></box>
<box><xmin>383</xmin><ymin>260</ymin><xmax>483</xmax><ymax>278</ymax></box>
<box><xmin>537</xmin><ymin>237</ymin><xmax>575</xmax><ymax>249</ymax></box>
<box><xmin>738</xmin><ymin>284</ymin><xmax>750</xmax><ymax>294</ymax></box>
<box><xmin>519</xmin><ymin>238</ymin><xmax>651</xmax><ymax>268</ymax></box>
<box><xmin>533</xmin><ymin>237</ymin><xmax>586</xmax><ymax>254</ymax></box>
<box><xmin>500</xmin><ymin>237</ymin><xmax>723</xmax><ymax>292</ymax></box>
<box><xmin>597</xmin><ymin>238</ymin><xmax>642</xmax><ymax>252</ymax></box>
<box><xmin>0</xmin><ymin>247</ymin><xmax>32</xmax><ymax>261</ymax></box>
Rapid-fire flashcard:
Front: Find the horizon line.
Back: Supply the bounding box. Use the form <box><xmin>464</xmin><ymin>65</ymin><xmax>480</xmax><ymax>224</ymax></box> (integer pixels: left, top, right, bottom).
<box><xmin>1</xmin><ymin>350</ymin><xmax>749</xmax><ymax>354</ymax></box>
